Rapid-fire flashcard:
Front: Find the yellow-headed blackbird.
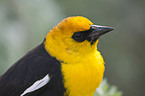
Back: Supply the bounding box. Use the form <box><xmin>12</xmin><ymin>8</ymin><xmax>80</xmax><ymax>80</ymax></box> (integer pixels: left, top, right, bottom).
<box><xmin>0</xmin><ymin>16</ymin><xmax>114</xmax><ymax>96</ymax></box>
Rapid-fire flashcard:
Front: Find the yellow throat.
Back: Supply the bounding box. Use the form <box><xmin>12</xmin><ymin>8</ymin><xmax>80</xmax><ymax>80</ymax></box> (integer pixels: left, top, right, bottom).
<box><xmin>44</xmin><ymin>16</ymin><xmax>106</xmax><ymax>96</ymax></box>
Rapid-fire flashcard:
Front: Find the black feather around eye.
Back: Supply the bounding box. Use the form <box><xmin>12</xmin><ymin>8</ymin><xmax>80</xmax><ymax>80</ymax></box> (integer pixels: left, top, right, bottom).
<box><xmin>72</xmin><ymin>32</ymin><xmax>85</xmax><ymax>42</ymax></box>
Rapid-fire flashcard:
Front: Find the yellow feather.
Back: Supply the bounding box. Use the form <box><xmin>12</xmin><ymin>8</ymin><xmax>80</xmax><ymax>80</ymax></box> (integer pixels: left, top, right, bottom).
<box><xmin>44</xmin><ymin>16</ymin><xmax>105</xmax><ymax>96</ymax></box>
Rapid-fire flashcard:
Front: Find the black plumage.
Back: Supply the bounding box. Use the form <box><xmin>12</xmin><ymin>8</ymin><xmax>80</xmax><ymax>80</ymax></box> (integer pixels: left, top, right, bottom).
<box><xmin>0</xmin><ymin>43</ymin><xmax>65</xmax><ymax>96</ymax></box>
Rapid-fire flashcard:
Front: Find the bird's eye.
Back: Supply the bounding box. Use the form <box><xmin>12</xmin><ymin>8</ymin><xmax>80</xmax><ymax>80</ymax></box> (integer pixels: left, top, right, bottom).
<box><xmin>72</xmin><ymin>32</ymin><xmax>85</xmax><ymax>42</ymax></box>
<box><xmin>75</xmin><ymin>33</ymin><xmax>83</xmax><ymax>39</ymax></box>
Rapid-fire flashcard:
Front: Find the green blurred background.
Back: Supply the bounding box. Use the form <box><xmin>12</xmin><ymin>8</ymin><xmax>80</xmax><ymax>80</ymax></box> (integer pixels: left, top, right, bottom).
<box><xmin>0</xmin><ymin>0</ymin><xmax>145</xmax><ymax>96</ymax></box>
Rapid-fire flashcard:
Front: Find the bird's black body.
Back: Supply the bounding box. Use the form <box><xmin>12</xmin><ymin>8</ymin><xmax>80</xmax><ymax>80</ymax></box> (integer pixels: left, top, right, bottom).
<box><xmin>0</xmin><ymin>43</ymin><xmax>65</xmax><ymax>96</ymax></box>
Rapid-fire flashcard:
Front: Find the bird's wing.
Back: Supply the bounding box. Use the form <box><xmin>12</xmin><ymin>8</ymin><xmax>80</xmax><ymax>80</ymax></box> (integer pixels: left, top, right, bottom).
<box><xmin>20</xmin><ymin>74</ymin><xmax>50</xmax><ymax>96</ymax></box>
<box><xmin>0</xmin><ymin>43</ymin><xmax>65</xmax><ymax>96</ymax></box>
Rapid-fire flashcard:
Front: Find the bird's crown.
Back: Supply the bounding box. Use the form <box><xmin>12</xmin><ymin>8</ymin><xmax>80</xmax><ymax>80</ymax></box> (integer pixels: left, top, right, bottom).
<box><xmin>52</xmin><ymin>16</ymin><xmax>93</xmax><ymax>34</ymax></box>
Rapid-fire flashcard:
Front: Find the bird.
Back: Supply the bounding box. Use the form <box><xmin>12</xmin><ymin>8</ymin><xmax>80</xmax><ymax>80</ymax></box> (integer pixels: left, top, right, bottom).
<box><xmin>0</xmin><ymin>16</ymin><xmax>114</xmax><ymax>96</ymax></box>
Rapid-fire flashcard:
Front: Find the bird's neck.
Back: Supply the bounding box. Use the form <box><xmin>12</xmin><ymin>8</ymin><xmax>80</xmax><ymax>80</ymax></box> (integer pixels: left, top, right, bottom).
<box><xmin>44</xmin><ymin>32</ymin><xmax>99</xmax><ymax>64</ymax></box>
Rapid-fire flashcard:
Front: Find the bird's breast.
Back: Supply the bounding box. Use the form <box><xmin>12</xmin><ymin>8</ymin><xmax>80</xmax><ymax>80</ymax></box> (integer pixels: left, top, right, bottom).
<box><xmin>61</xmin><ymin>52</ymin><xmax>105</xmax><ymax>96</ymax></box>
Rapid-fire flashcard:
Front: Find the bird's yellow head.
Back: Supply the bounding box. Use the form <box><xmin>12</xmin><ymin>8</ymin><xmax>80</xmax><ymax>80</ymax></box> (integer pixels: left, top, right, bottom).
<box><xmin>44</xmin><ymin>16</ymin><xmax>113</xmax><ymax>63</ymax></box>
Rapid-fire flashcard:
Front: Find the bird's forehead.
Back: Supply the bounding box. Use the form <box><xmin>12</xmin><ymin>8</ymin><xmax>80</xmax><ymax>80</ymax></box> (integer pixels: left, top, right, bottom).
<box><xmin>57</xmin><ymin>16</ymin><xmax>93</xmax><ymax>33</ymax></box>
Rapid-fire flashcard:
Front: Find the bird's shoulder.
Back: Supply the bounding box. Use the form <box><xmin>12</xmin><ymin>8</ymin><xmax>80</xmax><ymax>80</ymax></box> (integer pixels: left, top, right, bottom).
<box><xmin>0</xmin><ymin>43</ymin><xmax>64</xmax><ymax>96</ymax></box>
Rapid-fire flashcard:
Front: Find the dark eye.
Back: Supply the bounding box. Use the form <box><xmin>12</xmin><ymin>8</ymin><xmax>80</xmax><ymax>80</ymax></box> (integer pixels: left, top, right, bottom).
<box><xmin>72</xmin><ymin>32</ymin><xmax>85</xmax><ymax>42</ymax></box>
<box><xmin>74</xmin><ymin>33</ymin><xmax>83</xmax><ymax>39</ymax></box>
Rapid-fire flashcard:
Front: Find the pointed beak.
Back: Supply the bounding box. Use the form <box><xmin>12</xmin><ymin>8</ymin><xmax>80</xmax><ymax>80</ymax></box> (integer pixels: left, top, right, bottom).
<box><xmin>88</xmin><ymin>25</ymin><xmax>114</xmax><ymax>44</ymax></box>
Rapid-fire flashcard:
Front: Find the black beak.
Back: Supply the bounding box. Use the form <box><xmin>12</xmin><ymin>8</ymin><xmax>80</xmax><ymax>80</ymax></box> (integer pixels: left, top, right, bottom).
<box><xmin>87</xmin><ymin>25</ymin><xmax>114</xmax><ymax>44</ymax></box>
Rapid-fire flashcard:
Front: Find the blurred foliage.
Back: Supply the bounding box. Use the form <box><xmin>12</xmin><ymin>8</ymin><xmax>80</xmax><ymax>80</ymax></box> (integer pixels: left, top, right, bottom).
<box><xmin>0</xmin><ymin>0</ymin><xmax>64</xmax><ymax>74</ymax></box>
<box><xmin>94</xmin><ymin>79</ymin><xmax>122</xmax><ymax>96</ymax></box>
<box><xmin>0</xmin><ymin>0</ymin><xmax>145</xmax><ymax>96</ymax></box>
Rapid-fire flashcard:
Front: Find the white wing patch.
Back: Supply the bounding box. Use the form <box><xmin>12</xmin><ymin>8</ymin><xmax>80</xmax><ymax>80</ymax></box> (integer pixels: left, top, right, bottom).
<box><xmin>21</xmin><ymin>74</ymin><xmax>50</xmax><ymax>96</ymax></box>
